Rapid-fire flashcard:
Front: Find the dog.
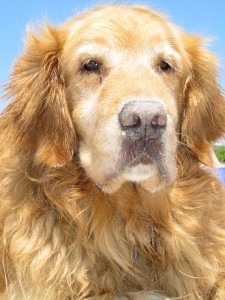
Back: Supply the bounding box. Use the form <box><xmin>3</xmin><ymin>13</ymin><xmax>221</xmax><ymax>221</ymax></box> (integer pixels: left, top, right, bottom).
<box><xmin>0</xmin><ymin>4</ymin><xmax>225</xmax><ymax>300</ymax></box>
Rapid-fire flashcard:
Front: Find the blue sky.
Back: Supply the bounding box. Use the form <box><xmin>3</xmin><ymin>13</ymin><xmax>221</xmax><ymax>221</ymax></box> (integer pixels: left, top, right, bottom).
<box><xmin>1</xmin><ymin>0</ymin><xmax>225</xmax><ymax>111</ymax></box>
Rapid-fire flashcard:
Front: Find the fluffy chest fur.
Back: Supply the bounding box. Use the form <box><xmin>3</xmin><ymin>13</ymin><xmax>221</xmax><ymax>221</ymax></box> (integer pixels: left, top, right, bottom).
<box><xmin>1</xmin><ymin>156</ymin><xmax>225</xmax><ymax>299</ymax></box>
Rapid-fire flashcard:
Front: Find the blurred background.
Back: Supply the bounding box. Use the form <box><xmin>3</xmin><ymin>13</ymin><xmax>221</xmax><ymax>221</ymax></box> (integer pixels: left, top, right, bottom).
<box><xmin>0</xmin><ymin>0</ymin><xmax>225</xmax><ymax>178</ymax></box>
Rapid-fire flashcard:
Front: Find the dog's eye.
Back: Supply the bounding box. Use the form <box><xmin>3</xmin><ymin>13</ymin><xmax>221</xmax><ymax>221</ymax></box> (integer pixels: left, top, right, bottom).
<box><xmin>83</xmin><ymin>60</ymin><xmax>100</xmax><ymax>72</ymax></box>
<box><xmin>159</xmin><ymin>60</ymin><xmax>172</xmax><ymax>72</ymax></box>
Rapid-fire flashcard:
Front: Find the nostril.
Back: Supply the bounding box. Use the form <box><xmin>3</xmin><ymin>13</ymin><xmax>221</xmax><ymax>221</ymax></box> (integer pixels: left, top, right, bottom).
<box><xmin>128</xmin><ymin>114</ymin><xmax>141</xmax><ymax>128</ymax></box>
<box><xmin>151</xmin><ymin>114</ymin><xmax>167</xmax><ymax>132</ymax></box>
<box><xmin>119</xmin><ymin>109</ymin><xmax>141</xmax><ymax>130</ymax></box>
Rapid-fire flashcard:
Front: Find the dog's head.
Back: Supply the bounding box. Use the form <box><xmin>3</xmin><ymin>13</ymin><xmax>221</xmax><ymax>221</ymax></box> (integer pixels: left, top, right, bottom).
<box><xmin>2</xmin><ymin>5</ymin><xmax>225</xmax><ymax>193</ymax></box>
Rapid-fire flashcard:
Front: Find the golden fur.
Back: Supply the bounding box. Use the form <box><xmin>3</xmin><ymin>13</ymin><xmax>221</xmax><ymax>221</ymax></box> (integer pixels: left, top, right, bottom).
<box><xmin>0</xmin><ymin>5</ymin><xmax>225</xmax><ymax>300</ymax></box>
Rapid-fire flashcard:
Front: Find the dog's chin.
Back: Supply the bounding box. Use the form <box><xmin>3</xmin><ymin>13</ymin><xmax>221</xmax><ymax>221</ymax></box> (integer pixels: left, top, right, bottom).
<box><xmin>95</xmin><ymin>161</ymin><xmax>174</xmax><ymax>194</ymax></box>
<box><xmin>122</xmin><ymin>163</ymin><xmax>158</xmax><ymax>182</ymax></box>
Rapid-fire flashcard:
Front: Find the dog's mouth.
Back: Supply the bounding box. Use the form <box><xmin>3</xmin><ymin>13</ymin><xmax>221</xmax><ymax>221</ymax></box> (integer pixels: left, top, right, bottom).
<box><xmin>119</xmin><ymin>137</ymin><xmax>169</xmax><ymax>179</ymax></box>
<box><xmin>95</xmin><ymin>138</ymin><xmax>170</xmax><ymax>192</ymax></box>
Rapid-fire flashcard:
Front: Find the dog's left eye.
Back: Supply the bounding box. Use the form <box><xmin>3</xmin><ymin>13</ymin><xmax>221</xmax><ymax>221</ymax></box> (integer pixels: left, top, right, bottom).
<box><xmin>159</xmin><ymin>60</ymin><xmax>172</xmax><ymax>72</ymax></box>
<box><xmin>83</xmin><ymin>60</ymin><xmax>100</xmax><ymax>72</ymax></box>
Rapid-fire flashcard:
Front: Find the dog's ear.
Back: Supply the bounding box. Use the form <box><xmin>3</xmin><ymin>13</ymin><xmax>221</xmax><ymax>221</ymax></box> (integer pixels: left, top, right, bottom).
<box><xmin>181</xmin><ymin>34</ymin><xmax>225</xmax><ymax>166</ymax></box>
<box><xmin>1</xmin><ymin>25</ymin><xmax>75</xmax><ymax>166</ymax></box>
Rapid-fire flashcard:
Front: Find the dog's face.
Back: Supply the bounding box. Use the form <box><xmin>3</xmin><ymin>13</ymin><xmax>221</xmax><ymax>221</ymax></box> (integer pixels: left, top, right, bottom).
<box><xmin>62</xmin><ymin>7</ymin><xmax>190</xmax><ymax>193</ymax></box>
<box><xmin>2</xmin><ymin>5</ymin><xmax>225</xmax><ymax>194</ymax></box>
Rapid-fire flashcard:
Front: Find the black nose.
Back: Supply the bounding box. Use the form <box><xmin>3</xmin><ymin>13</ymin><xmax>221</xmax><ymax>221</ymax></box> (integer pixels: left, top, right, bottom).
<box><xmin>118</xmin><ymin>101</ymin><xmax>167</xmax><ymax>140</ymax></box>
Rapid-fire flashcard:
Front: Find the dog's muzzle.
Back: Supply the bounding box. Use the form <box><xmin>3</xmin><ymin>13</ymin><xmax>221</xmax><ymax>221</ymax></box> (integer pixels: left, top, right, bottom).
<box><xmin>118</xmin><ymin>100</ymin><xmax>167</xmax><ymax>167</ymax></box>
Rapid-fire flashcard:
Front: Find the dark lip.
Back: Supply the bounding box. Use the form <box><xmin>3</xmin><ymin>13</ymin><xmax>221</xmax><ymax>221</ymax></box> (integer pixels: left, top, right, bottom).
<box><xmin>121</xmin><ymin>138</ymin><xmax>164</xmax><ymax>167</ymax></box>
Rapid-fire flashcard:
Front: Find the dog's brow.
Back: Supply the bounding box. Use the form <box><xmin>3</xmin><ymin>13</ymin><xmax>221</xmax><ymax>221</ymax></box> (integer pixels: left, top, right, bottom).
<box><xmin>76</xmin><ymin>43</ymin><xmax>108</xmax><ymax>56</ymax></box>
<box><xmin>77</xmin><ymin>42</ymin><xmax>180</xmax><ymax>58</ymax></box>
<box><xmin>76</xmin><ymin>42</ymin><xmax>124</xmax><ymax>66</ymax></box>
<box><xmin>154</xmin><ymin>44</ymin><xmax>180</xmax><ymax>60</ymax></box>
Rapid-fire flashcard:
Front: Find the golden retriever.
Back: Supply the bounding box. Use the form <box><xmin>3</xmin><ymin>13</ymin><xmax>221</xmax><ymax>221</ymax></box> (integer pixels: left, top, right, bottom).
<box><xmin>0</xmin><ymin>4</ymin><xmax>225</xmax><ymax>300</ymax></box>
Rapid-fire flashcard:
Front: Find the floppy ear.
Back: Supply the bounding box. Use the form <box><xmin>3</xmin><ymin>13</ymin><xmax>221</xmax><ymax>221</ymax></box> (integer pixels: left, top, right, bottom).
<box><xmin>1</xmin><ymin>25</ymin><xmax>75</xmax><ymax>166</ymax></box>
<box><xmin>181</xmin><ymin>35</ymin><xmax>225</xmax><ymax>166</ymax></box>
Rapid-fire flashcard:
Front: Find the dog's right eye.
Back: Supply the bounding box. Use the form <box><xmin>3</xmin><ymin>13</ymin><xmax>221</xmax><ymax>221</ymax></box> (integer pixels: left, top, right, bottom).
<box><xmin>83</xmin><ymin>60</ymin><xmax>100</xmax><ymax>72</ymax></box>
<box><xmin>159</xmin><ymin>60</ymin><xmax>172</xmax><ymax>72</ymax></box>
